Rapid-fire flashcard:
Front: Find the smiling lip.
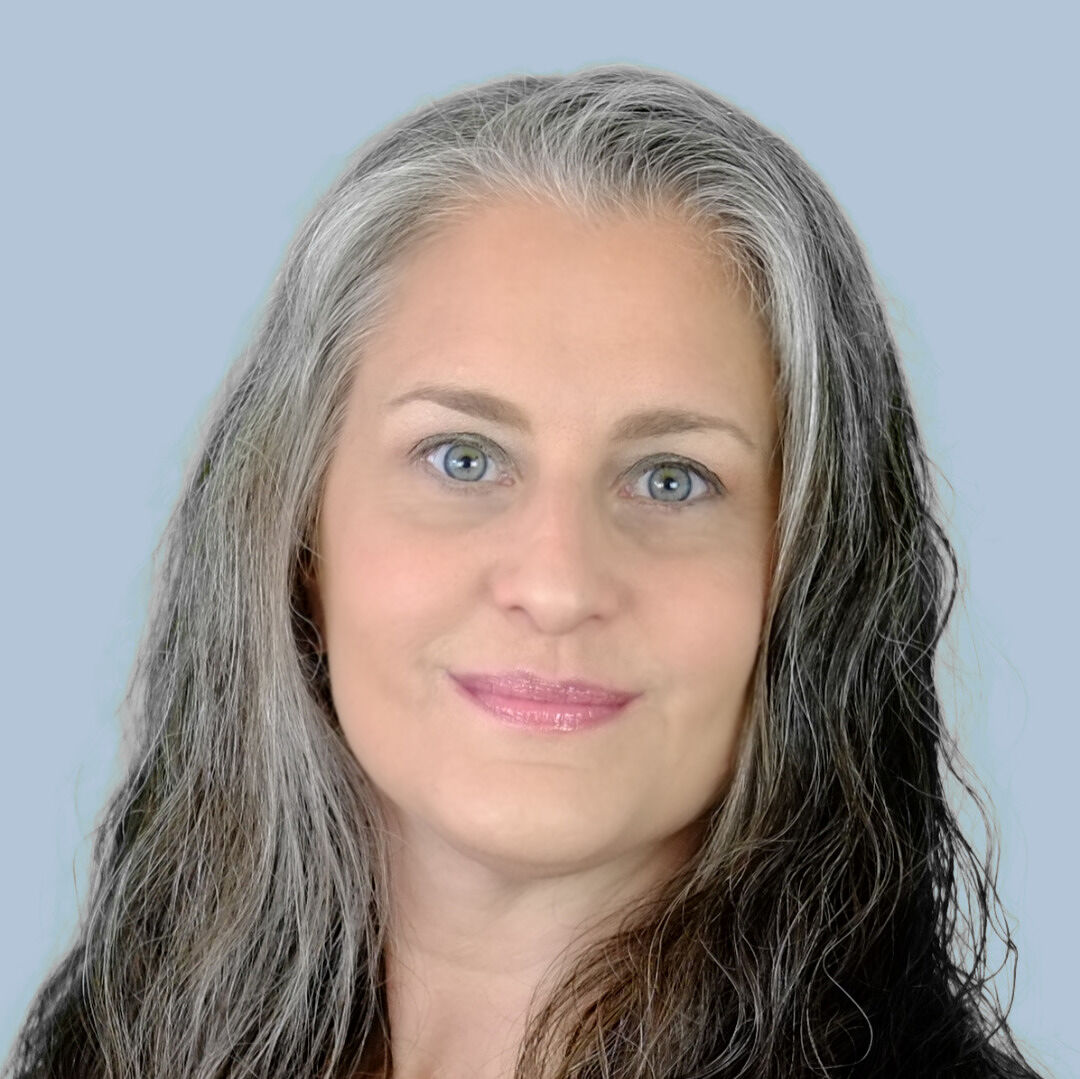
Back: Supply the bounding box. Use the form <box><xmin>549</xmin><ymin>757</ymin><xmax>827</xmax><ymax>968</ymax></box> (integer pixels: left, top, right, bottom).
<box><xmin>448</xmin><ymin>670</ymin><xmax>639</xmax><ymax>732</ymax></box>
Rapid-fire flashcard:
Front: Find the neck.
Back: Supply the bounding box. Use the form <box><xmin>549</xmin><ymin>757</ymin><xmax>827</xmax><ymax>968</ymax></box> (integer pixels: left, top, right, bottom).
<box><xmin>370</xmin><ymin>812</ymin><xmax>702</xmax><ymax>1079</ymax></box>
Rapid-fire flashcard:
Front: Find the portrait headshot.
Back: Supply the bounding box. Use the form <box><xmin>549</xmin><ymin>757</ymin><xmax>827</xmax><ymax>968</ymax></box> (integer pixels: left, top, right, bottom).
<box><xmin>3</xmin><ymin>4</ymin><xmax>1075</xmax><ymax>1078</ymax></box>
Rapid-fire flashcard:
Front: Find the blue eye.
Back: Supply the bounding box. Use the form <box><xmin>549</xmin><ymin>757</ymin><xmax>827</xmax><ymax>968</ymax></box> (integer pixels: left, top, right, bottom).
<box><xmin>410</xmin><ymin>434</ymin><xmax>725</xmax><ymax>510</ymax></box>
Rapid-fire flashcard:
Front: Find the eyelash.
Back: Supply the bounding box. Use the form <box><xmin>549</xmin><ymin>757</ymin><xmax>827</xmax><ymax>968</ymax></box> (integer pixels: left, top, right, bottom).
<box><xmin>409</xmin><ymin>433</ymin><xmax>726</xmax><ymax>511</ymax></box>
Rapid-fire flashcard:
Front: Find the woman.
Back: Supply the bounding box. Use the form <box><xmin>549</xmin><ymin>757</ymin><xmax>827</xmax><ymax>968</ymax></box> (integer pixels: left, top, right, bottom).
<box><xmin>5</xmin><ymin>64</ymin><xmax>1043</xmax><ymax>1078</ymax></box>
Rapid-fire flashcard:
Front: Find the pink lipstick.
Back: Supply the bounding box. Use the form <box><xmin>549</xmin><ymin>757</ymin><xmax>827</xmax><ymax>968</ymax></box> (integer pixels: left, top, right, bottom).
<box><xmin>449</xmin><ymin>669</ymin><xmax>639</xmax><ymax>732</ymax></box>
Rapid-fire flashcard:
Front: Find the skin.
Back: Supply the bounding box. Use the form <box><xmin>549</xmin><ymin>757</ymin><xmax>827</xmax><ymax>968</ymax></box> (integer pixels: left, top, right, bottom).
<box><xmin>310</xmin><ymin>196</ymin><xmax>780</xmax><ymax>1079</ymax></box>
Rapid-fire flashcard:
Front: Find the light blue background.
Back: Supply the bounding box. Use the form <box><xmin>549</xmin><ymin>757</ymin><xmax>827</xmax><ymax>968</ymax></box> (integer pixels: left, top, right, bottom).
<box><xmin>2</xmin><ymin>2</ymin><xmax>1076</xmax><ymax>1074</ymax></box>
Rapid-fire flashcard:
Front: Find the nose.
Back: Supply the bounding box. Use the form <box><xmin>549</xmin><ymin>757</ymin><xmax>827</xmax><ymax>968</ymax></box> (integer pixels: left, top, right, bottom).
<box><xmin>486</xmin><ymin>477</ymin><xmax>623</xmax><ymax>635</ymax></box>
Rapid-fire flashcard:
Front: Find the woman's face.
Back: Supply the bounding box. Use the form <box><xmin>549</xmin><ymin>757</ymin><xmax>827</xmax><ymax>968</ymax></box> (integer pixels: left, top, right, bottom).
<box><xmin>313</xmin><ymin>197</ymin><xmax>779</xmax><ymax>877</ymax></box>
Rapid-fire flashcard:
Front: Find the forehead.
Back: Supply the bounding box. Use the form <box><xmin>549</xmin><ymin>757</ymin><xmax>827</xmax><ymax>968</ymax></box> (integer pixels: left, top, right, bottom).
<box><xmin>379</xmin><ymin>196</ymin><xmax>752</xmax><ymax>328</ymax></box>
<box><xmin>353</xmin><ymin>197</ymin><xmax>777</xmax><ymax>449</ymax></box>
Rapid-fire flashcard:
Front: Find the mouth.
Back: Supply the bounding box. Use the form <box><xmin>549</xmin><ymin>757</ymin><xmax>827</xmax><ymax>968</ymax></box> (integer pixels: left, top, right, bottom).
<box><xmin>449</xmin><ymin>669</ymin><xmax>638</xmax><ymax>705</ymax></box>
<box><xmin>447</xmin><ymin>670</ymin><xmax>639</xmax><ymax>733</ymax></box>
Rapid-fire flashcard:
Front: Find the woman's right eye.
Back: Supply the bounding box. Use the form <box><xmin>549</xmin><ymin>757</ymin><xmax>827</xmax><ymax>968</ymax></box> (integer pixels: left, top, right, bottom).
<box><xmin>411</xmin><ymin>435</ymin><xmax>506</xmax><ymax>490</ymax></box>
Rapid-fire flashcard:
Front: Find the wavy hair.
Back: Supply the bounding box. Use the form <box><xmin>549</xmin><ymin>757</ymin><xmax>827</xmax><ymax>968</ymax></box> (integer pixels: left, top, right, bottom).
<box><xmin>5</xmin><ymin>63</ymin><xmax>1043</xmax><ymax>1078</ymax></box>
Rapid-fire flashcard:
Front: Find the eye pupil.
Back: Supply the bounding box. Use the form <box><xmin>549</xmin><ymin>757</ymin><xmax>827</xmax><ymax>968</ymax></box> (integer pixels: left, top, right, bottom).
<box><xmin>445</xmin><ymin>442</ymin><xmax>486</xmax><ymax>481</ymax></box>
<box><xmin>649</xmin><ymin>466</ymin><xmax>691</xmax><ymax>502</ymax></box>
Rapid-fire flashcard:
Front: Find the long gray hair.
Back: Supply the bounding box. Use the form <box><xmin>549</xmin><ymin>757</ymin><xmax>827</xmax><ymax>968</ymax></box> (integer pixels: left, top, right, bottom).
<box><xmin>6</xmin><ymin>64</ymin><xmax>1041</xmax><ymax>1079</ymax></box>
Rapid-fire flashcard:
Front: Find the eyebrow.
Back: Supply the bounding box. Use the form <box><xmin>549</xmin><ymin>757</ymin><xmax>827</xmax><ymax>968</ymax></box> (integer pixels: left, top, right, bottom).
<box><xmin>387</xmin><ymin>383</ymin><xmax>758</xmax><ymax>452</ymax></box>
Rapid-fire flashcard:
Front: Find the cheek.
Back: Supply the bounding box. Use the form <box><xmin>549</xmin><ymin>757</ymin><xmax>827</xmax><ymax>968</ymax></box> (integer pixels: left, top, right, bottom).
<box><xmin>645</xmin><ymin>558</ymin><xmax>767</xmax><ymax>797</ymax></box>
<box><xmin>655</xmin><ymin>543</ymin><xmax>768</xmax><ymax>682</ymax></box>
<box><xmin>319</xmin><ymin>498</ymin><xmax>464</xmax><ymax>645</ymax></box>
<box><xmin>314</xmin><ymin>498</ymin><xmax>475</xmax><ymax>778</ymax></box>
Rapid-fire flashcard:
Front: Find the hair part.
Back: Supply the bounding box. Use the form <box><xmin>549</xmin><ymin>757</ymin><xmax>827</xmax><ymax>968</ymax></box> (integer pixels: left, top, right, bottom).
<box><xmin>5</xmin><ymin>63</ymin><xmax>1042</xmax><ymax>1079</ymax></box>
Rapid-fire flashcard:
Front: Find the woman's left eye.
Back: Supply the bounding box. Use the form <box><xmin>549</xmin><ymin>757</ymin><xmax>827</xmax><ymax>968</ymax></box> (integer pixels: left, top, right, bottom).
<box><xmin>409</xmin><ymin>434</ymin><xmax>726</xmax><ymax>510</ymax></box>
